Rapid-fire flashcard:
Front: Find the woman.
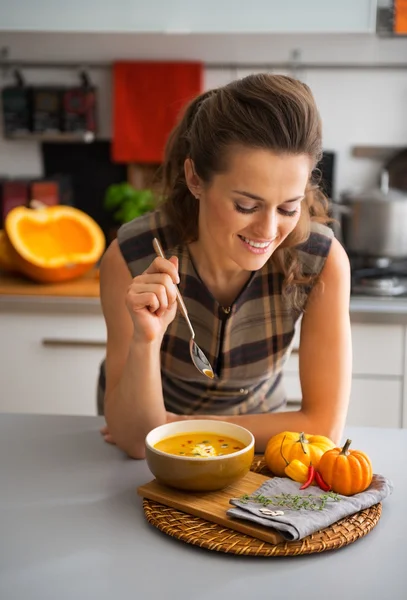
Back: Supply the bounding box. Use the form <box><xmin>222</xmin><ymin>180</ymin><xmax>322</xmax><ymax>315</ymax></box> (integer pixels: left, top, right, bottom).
<box><xmin>99</xmin><ymin>73</ymin><xmax>352</xmax><ymax>458</ymax></box>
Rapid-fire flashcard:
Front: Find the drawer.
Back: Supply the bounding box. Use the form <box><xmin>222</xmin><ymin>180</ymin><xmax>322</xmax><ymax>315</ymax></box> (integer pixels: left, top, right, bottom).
<box><xmin>0</xmin><ymin>312</ymin><xmax>107</xmax><ymax>416</ymax></box>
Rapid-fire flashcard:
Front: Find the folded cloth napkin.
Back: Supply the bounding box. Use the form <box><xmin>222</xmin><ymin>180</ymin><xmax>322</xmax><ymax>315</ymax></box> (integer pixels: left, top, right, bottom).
<box><xmin>227</xmin><ymin>474</ymin><xmax>393</xmax><ymax>541</ymax></box>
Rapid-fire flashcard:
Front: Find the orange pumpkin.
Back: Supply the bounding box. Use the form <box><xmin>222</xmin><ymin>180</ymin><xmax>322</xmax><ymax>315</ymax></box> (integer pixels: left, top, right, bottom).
<box><xmin>317</xmin><ymin>439</ymin><xmax>373</xmax><ymax>496</ymax></box>
<box><xmin>5</xmin><ymin>204</ymin><xmax>105</xmax><ymax>283</ymax></box>
<box><xmin>264</xmin><ymin>431</ymin><xmax>335</xmax><ymax>477</ymax></box>
<box><xmin>0</xmin><ymin>230</ymin><xmax>18</xmax><ymax>273</ymax></box>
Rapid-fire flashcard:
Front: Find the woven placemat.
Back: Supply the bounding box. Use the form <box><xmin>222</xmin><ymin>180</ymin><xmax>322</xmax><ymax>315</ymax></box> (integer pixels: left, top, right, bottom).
<box><xmin>141</xmin><ymin>455</ymin><xmax>382</xmax><ymax>556</ymax></box>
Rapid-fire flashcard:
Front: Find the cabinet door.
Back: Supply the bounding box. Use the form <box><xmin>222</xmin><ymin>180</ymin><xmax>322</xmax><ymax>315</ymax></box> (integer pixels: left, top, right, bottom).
<box><xmin>0</xmin><ymin>313</ymin><xmax>106</xmax><ymax>416</ymax></box>
<box><xmin>0</xmin><ymin>0</ymin><xmax>377</xmax><ymax>33</ymax></box>
<box><xmin>282</xmin><ymin>374</ymin><xmax>402</xmax><ymax>428</ymax></box>
<box><xmin>347</xmin><ymin>378</ymin><xmax>402</xmax><ymax>428</ymax></box>
<box><xmin>285</xmin><ymin>323</ymin><xmax>405</xmax><ymax>377</ymax></box>
<box><xmin>180</xmin><ymin>0</ymin><xmax>378</xmax><ymax>33</ymax></box>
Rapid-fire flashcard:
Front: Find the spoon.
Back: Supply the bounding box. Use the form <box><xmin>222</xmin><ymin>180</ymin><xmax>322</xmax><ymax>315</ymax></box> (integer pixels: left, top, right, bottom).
<box><xmin>152</xmin><ymin>237</ymin><xmax>215</xmax><ymax>380</ymax></box>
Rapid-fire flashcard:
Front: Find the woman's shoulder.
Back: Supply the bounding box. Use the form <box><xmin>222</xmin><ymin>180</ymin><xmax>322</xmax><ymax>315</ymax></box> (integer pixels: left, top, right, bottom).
<box><xmin>295</xmin><ymin>221</ymin><xmax>335</xmax><ymax>276</ymax></box>
<box><xmin>116</xmin><ymin>209</ymin><xmax>179</xmax><ymax>272</ymax></box>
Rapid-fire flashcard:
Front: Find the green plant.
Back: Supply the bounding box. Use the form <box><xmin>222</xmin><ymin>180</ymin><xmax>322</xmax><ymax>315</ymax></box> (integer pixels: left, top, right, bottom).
<box><xmin>103</xmin><ymin>183</ymin><xmax>156</xmax><ymax>224</ymax></box>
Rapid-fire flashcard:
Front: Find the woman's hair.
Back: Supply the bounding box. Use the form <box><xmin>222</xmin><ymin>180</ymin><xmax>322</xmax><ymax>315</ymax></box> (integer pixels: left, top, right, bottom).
<box><xmin>158</xmin><ymin>73</ymin><xmax>331</xmax><ymax>310</ymax></box>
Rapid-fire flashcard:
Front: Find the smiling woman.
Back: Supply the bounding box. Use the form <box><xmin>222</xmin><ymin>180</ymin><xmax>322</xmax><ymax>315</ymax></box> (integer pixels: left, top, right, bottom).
<box><xmin>98</xmin><ymin>73</ymin><xmax>352</xmax><ymax>459</ymax></box>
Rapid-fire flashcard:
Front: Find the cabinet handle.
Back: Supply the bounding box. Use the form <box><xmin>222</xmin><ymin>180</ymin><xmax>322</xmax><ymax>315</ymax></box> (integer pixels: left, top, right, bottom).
<box><xmin>290</xmin><ymin>348</ymin><xmax>299</xmax><ymax>355</ymax></box>
<box><xmin>42</xmin><ymin>338</ymin><xmax>106</xmax><ymax>348</ymax></box>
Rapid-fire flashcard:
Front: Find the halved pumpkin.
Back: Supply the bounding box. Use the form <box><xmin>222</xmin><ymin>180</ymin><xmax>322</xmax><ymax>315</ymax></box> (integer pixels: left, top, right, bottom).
<box><xmin>5</xmin><ymin>204</ymin><xmax>106</xmax><ymax>283</ymax></box>
<box><xmin>0</xmin><ymin>230</ymin><xmax>18</xmax><ymax>273</ymax></box>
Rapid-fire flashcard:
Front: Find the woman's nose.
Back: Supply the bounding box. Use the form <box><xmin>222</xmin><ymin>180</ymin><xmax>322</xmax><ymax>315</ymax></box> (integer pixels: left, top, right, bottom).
<box><xmin>255</xmin><ymin>211</ymin><xmax>278</xmax><ymax>240</ymax></box>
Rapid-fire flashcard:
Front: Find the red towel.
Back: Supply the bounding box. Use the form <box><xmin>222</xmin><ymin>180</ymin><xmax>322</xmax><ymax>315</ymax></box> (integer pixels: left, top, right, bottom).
<box><xmin>112</xmin><ymin>61</ymin><xmax>203</xmax><ymax>164</ymax></box>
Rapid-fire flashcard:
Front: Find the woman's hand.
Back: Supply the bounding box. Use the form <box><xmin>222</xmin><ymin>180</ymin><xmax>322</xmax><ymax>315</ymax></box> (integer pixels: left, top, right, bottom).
<box><xmin>126</xmin><ymin>256</ymin><xmax>180</xmax><ymax>344</ymax></box>
<box><xmin>100</xmin><ymin>412</ymin><xmax>186</xmax><ymax>445</ymax></box>
<box><xmin>100</xmin><ymin>424</ymin><xmax>115</xmax><ymax>444</ymax></box>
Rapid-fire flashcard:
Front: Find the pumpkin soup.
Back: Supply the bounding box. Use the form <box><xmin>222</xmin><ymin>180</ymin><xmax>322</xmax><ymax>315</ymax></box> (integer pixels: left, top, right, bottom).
<box><xmin>154</xmin><ymin>433</ymin><xmax>245</xmax><ymax>457</ymax></box>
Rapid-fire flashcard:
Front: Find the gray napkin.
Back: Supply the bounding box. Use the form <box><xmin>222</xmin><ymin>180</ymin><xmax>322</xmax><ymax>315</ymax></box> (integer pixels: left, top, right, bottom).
<box><xmin>227</xmin><ymin>474</ymin><xmax>393</xmax><ymax>541</ymax></box>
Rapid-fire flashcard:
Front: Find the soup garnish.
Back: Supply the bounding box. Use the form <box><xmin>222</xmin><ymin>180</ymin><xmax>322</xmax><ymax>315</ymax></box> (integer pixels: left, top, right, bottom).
<box><xmin>154</xmin><ymin>433</ymin><xmax>245</xmax><ymax>457</ymax></box>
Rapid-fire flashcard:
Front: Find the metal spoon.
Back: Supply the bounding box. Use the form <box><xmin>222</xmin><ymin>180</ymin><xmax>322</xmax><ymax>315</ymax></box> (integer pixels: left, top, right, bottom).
<box><xmin>152</xmin><ymin>237</ymin><xmax>215</xmax><ymax>380</ymax></box>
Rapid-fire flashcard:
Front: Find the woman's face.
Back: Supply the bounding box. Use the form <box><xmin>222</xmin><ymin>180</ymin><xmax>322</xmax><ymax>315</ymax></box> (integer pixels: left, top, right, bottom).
<box><xmin>186</xmin><ymin>146</ymin><xmax>312</xmax><ymax>272</ymax></box>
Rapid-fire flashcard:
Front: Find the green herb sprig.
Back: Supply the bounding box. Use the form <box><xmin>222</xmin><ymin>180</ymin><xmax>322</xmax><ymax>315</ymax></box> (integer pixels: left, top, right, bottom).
<box><xmin>239</xmin><ymin>491</ymin><xmax>340</xmax><ymax>511</ymax></box>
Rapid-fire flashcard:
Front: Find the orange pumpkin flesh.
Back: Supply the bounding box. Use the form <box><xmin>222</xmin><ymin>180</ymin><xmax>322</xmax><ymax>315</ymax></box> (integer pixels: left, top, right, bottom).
<box><xmin>5</xmin><ymin>205</ymin><xmax>105</xmax><ymax>283</ymax></box>
<box><xmin>317</xmin><ymin>439</ymin><xmax>373</xmax><ymax>496</ymax></box>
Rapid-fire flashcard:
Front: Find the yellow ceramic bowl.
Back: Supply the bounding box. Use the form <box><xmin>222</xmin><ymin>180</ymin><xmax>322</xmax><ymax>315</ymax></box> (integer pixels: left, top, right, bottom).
<box><xmin>145</xmin><ymin>419</ymin><xmax>255</xmax><ymax>492</ymax></box>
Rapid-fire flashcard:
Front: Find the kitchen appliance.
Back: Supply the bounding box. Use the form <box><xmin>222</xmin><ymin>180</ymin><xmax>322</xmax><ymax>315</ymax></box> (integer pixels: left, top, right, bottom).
<box><xmin>385</xmin><ymin>147</ymin><xmax>407</xmax><ymax>192</ymax></box>
<box><xmin>62</xmin><ymin>75</ymin><xmax>97</xmax><ymax>135</ymax></box>
<box><xmin>340</xmin><ymin>170</ymin><xmax>407</xmax><ymax>259</ymax></box>
<box><xmin>30</xmin><ymin>180</ymin><xmax>59</xmax><ymax>207</ymax></box>
<box><xmin>0</xmin><ymin>180</ymin><xmax>29</xmax><ymax>227</ymax></box>
<box><xmin>1</xmin><ymin>71</ymin><xmax>32</xmax><ymax>136</ymax></box>
<box><xmin>1</xmin><ymin>86</ymin><xmax>32</xmax><ymax>135</ymax></box>
<box><xmin>350</xmin><ymin>255</ymin><xmax>407</xmax><ymax>297</ymax></box>
<box><xmin>32</xmin><ymin>87</ymin><xmax>63</xmax><ymax>133</ymax></box>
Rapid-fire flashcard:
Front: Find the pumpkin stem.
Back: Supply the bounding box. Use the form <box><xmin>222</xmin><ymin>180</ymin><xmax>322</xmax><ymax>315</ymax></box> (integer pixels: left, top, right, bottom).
<box><xmin>298</xmin><ymin>432</ymin><xmax>308</xmax><ymax>455</ymax></box>
<box><xmin>340</xmin><ymin>439</ymin><xmax>352</xmax><ymax>455</ymax></box>
<box><xmin>279</xmin><ymin>434</ymin><xmax>289</xmax><ymax>466</ymax></box>
<box><xmin>30</xmin><ymin>200</ymin><xmax>47</xmax><ymax>210</ymax></box>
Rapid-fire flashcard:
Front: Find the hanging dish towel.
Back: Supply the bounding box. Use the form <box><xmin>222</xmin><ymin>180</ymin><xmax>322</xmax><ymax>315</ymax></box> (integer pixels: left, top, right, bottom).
<box><xmin>112</xmin><ymin>61</ymin><xmax>203</xmax><ymax>164</ymax></box>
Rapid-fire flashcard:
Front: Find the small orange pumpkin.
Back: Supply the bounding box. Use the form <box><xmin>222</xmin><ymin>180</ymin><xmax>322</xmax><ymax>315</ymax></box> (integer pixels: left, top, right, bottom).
<box><xmin>317</xmin><ymin>439</ymin><xmax>373</xmax><ymax>496</ymax></box>
<box><xmin>264</xmin><ymin>431</ymin><xmax>335</xmax><ymax>477</ymax></box>
<box><xmin>5</xmin><ymin>204</ymin><xmax>105</xmax><ymax>283</ymax></box>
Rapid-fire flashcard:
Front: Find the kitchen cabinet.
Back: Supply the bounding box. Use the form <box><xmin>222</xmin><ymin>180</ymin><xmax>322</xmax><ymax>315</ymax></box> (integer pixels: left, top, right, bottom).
<box><xmin>1</xmin><ymin>292</ymin><xmax>406</xmax><ymax>428</ymax></box>
<box><xmin>0</xmin><ymin>0</ymin><xmax>378</xmax><ymax>34</ymax></box>
<box><xmin>283</xmin><ymin>322</ymin><xmax>405</xmax><ymax>428</ymax></box>
<box><xmin>0</xmin><ymin>308</ymin><xmax>106</xmax><ymax>416</ymax></box>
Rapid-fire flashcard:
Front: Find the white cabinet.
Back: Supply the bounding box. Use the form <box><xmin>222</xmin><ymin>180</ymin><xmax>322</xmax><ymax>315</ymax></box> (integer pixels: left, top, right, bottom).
<box><xmin>283</xmin><ymin>322</ymin><xmax>405</xmax><ymax>428</ymax></box>
<box><xmin>347</xmin><ymin>378</ymin><xmax>402</xmax><ymax>428</ymax></box>
<box><xmin>0</xmin><ymin>0</ymin><xmax>378</xmax><ymax>34</ymax></box>
<box><xmin>0</xmin><ymin>308</ymin><xmax>106</xmax><ymax>416</ymax></box>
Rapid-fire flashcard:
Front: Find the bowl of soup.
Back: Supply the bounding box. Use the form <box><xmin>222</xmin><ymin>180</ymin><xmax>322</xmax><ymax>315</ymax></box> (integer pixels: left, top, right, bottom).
<box><xmin>145</xmin><ymin>420</ymin><xmax>255</xmax><ymax>492</ymax></box>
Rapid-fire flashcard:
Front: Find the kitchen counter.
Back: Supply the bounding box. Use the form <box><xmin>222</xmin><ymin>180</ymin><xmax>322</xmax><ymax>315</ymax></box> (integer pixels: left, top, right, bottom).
<box><xmin>2</xmin><ymin>270</ymin><xmax>407</xmax><ymax>322</ymax></box>
<box><xmin>350</xmin><ymin>295</ymin><xmax>407</xmax><ymax>324</ymax></box>
<box><xmin>0</xmin><ymin>413</ymin><xmax>405</xmax><ymax>600</ymax></box>
<box><xmin>0</xmin><ymin>269</ymin><xmax>100</xmax><ymax>297</ymax></box>
<box><xmin>0</xmin><ymin>270</ymin><xmax>101</xmax><ymax>313</ymax></box>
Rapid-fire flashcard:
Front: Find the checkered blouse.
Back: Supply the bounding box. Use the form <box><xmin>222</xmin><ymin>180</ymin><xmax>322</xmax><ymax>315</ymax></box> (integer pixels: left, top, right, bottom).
<box><xmin>116</xmin><ymin>209</ymin><xmax>333</xmax><ymax>415</ymax></box>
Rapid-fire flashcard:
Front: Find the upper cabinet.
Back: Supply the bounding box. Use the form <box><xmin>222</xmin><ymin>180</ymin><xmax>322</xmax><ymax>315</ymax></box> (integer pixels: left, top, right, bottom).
<box><xmin>0</xmin><ymin>0</ymin><xmax>378</xmax><ymax>34</ymax></box>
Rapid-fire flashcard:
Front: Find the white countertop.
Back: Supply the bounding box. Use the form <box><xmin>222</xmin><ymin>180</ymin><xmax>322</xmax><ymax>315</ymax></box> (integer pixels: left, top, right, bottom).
<box><xmin>0</xmin><ymin>414</ymin><xmax>404</xmax><ymax>600</ymax></box>
<box><xmin>349</xmin><ymin>295</ymin><xmax>407</xmax><ymax>323</ymax></box>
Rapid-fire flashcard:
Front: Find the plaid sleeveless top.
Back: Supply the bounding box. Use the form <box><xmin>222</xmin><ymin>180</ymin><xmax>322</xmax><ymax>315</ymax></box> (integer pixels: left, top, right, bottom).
<box><xmin>117</xmin><ymin>209</ymin><xmax>334</xmax><ymax>416</ymax></box>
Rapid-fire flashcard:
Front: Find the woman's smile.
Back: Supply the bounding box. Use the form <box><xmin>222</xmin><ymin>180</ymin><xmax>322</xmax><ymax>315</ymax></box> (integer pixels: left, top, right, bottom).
<box><xmin>238</xmin><ymin>234</ymin><xmax>276</xmax><ymax>254</ymax></box>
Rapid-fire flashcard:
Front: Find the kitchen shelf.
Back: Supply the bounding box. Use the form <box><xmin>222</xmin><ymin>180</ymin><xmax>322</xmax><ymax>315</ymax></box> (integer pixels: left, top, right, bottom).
<box><xmin>4</xmin><ymin>131</ymin><xmax>96</xmax><ymax>143</ymax></box>
<box><xmin>352</xmin><ymin>146</ymin><xmax>406</xmax><ymax>160</ymax></box>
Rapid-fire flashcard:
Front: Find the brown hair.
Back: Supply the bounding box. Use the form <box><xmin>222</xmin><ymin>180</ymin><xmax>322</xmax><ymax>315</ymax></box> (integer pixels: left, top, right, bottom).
<box><xmin>159</xmin><ymin>73</ymin><xmax>331</xmax><ymax>309</ymax></box>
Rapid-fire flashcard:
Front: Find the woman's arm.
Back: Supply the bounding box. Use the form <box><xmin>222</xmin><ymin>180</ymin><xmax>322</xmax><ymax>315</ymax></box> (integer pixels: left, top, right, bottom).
<box><xmin>100</xmin><ymin>240</ymin><xmax>179</xmax><ymax>459</ymax></box>
<box><xmin>176</xmin><ymin>238</ymin><xmax>352</xmax><ymax>452</ymax></box>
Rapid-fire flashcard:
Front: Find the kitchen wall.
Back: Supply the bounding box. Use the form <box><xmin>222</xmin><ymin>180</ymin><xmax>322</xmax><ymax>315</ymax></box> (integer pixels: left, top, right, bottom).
<box><xmin>1</xmin><ymin>31</ymin><xmax>407</xmax><ymax>198</ymax></box>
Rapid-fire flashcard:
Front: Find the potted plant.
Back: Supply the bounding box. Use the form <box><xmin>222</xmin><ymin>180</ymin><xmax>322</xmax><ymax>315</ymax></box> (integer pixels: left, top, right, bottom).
<box><xmin>103</xmin><ymin>182</ymin><xmax>156</xmax><ymax>240</ymax></box>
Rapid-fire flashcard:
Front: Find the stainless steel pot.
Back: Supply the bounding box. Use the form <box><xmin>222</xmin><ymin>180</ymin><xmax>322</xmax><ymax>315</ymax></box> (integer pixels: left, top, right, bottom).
<box><xmin>339</xmin><ymin>171</ymin><xmax>407</xmax><ymax>259</ymax></box>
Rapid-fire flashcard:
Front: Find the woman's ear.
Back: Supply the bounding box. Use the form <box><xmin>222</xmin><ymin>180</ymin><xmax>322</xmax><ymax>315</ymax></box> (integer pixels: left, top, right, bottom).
<box><xmin>184</xmin><ymin>158</ymin><xmax>203</xmax><ymax>199</ymax></box>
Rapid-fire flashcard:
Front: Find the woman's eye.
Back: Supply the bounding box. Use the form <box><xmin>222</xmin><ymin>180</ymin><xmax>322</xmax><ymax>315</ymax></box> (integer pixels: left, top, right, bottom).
<box><xmin>278</xmin><ymin>207</ymin><xmax>299</xmax><ymax>217</ymax></box>
<box><xmin>234</xmin><ymin>203</ymin><xmax>258</xmax><ymax>214</ymax></box>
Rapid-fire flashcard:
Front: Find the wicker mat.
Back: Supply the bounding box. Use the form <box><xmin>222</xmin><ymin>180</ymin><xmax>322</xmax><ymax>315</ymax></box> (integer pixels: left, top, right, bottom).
<box><xmin>141</xmin><ymin>455</ymin><xmax>382</xmax><ymax>556</ymax></box>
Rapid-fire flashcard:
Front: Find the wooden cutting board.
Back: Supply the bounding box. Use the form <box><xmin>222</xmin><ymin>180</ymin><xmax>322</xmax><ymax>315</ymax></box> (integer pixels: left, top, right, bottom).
<box><xmin>137</xmin><ymin>471</ymin><xmax>285</xmax><ymax>545</ymax></box>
